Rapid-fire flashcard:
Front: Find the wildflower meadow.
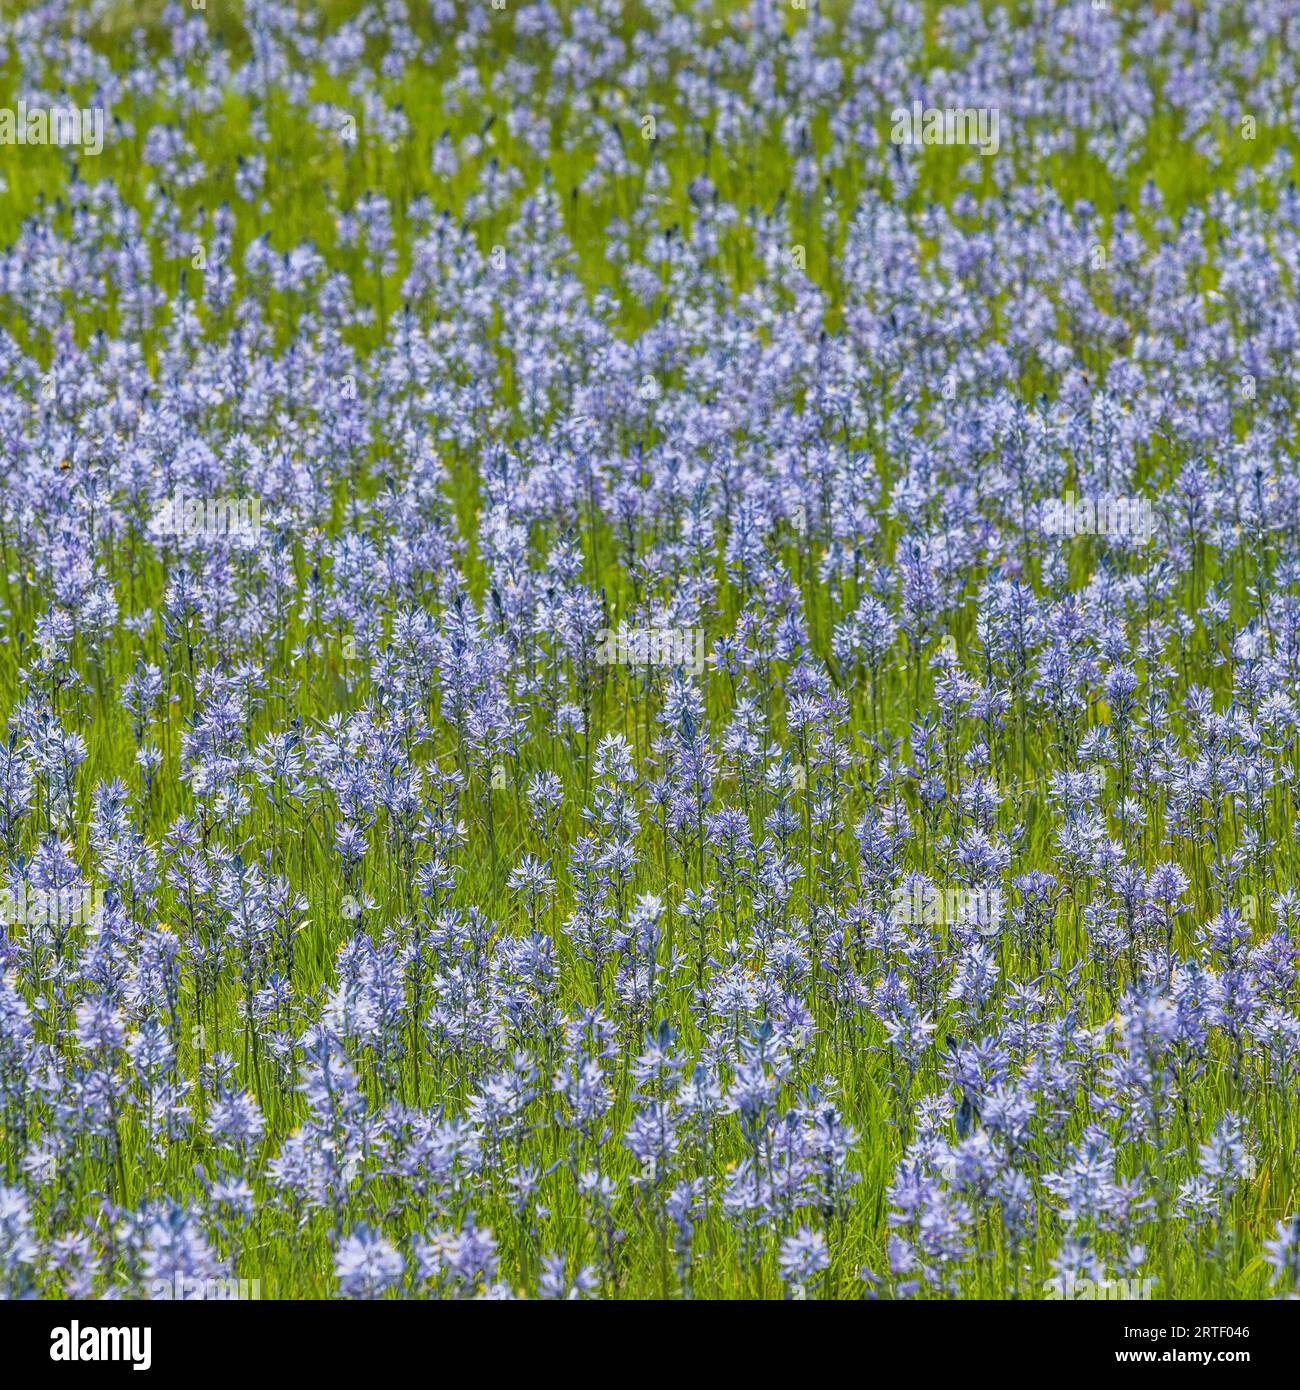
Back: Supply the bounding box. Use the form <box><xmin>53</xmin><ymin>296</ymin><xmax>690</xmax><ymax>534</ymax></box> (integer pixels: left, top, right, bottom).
<box><xmin>0</xmin><ymin>0</ymin><xmax>1298</xmax><ymax>1322</ymax></box>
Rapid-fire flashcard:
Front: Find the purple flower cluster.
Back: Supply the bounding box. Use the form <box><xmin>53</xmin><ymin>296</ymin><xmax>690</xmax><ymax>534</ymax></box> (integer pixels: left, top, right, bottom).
<box><xmin>0</xmin><ymin>0</ymin><xmax>1297</xmax><ymax>1300</ymax></box>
